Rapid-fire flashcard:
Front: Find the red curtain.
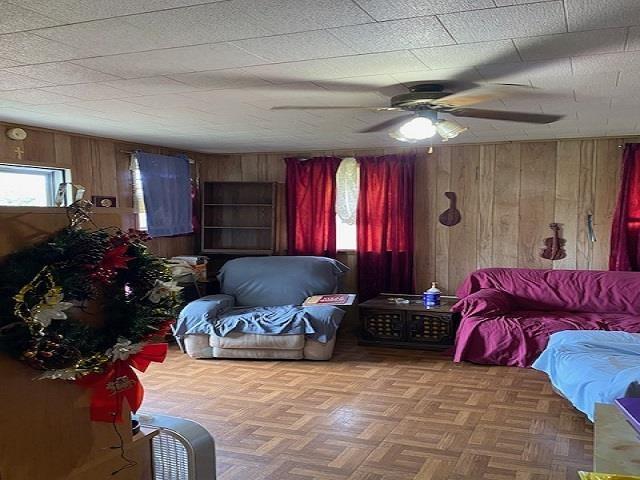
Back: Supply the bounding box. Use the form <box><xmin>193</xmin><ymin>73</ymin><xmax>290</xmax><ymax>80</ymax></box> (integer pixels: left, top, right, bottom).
<box><xmin>286</xmin><ymin>157</ymin><xmax>341</xmax><ymax>257</ymax></box>
<box><xmin>357</xmin><ymin>153</ymin><xmax>415</xmax><ymax>300</ymax></box>
<box><xmin>610</xmin><ymin>144</ymin><xmax>640</xmax><ymax>271</ymax></box>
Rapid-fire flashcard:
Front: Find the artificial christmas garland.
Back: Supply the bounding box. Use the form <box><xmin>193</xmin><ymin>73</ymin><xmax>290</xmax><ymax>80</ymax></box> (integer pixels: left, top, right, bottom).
<box><xmin>0</xmin><ymin>202</ymin><xmax>182</xmax><ymax>421</ymax></box>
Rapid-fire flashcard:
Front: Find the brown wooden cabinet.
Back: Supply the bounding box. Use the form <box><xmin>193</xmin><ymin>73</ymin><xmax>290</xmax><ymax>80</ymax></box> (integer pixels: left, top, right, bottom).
<box><xmin>359</xmin><ymin>294</ymin><xmax>460</xmax><ymax>350</ymax></box>
<box><xmin>201</xmin><ymin>181</ymin><xmax>277</xmax><ymax>254</ymax></box>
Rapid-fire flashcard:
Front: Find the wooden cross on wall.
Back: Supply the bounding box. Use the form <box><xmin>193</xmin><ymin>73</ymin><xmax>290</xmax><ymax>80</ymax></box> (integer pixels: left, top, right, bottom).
<box><xmin>14</xmin><ymin>146</ymin><xmax>24</xmax><ymax>160</ymax></box>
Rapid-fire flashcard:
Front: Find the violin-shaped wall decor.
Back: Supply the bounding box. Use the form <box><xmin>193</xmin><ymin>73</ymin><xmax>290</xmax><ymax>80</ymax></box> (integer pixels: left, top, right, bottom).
<box><xmin>438</xmin><ymin>191</ymin><xmax>461</xmax><ymax>227</ymax></box>
<box><xmin>541</xmin><ymin>223</ymin><xmax>567</xmax><ymax>261</ymax></box>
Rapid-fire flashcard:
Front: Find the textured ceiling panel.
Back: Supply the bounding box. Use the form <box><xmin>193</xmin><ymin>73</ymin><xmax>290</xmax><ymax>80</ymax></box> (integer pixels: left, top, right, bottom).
<box><xmin>328</xmin><ymin>17</ymin><xmax>454</xmax><ymax>53</ymax></box>
<box><xmin>565</xmin><ymin>0</ymin><xmax>640</xmax><ymax>31</ymax></box>
<box><xmin>411</xmin><ymin>40</ymin><xmax>519</xmax><ymax>69</ymax></box>
<box><xmin>242</xmin><ymin>51</ymin><xmax>427</xmax><ymax>82</ymax></box>
<box><xmin>40</xmin><ymin>83</ymin><xmax>133</xmax><ymax>101</ymax></box>
<box><xmin>354</xmin><ymin>0</ymin><xmax>495</xmax><ymax>21</ymax></box>
<box><xmin>0</xmin><ymin>32</ymin><xmax>96</xmax><ymax>63</ymax></box>
<box><xmin>166</xmin><ymin>69</ymin><xmax>272</xmax><ymax>90</ymax></box>
<box><xmin>0</xmin><ymin>70</ymin><xmax>51</xmax><ymax>90</ymax></box>
<box><xmin>0</xmin><ymin>1</ymin><xmax>59</xmax><ymax>33</ymax></box>
<box><xmin>35</xmin><ymin>18</ymin><xmax>161</xmax><ymax>56</ymax></box>
<box><xmin>493</xmin><ymin>0</ymin><xmax>555</xmax><ymax>5</ymax></box>
<box><xmin>390</xmin><ymin>67</ymin><xmax>483</xmax><ymax>83</ymax></box>
<box><xmin>572</xmin><ymin>51</ymin><xmax>640</xmax><ymax>75</ymax></box>
<box><xmin>625</xmin><ymin>26</ymin><xmax>640</xmax><ymax>51</ymax></box>
<box><xmin>477</xmin><ymin>58</ymin><xmax>573</xmax><ymax>83</ymax></box>
<box><xmin>530</xmin><ymin>72</ymin><xmax>619</xmax><ymax>91</ymax></box>
<box><xmin>73</xmin><ymin>43</ymin><xmax>265</xmax><ymax>78</ymax></box>
<box><xmin>0</xmin><ymin>88</ymin><xmax>75</xmax><ymax>105</ymax></box>
<box><xmin>121</xmin><ymin>2</ymin><xmax>274</xmax><ymax>48</ymax></box>
<box><xmin>4</xmin><ymin>62</ymin><xmax>119</xmax><ymax>84</ymax></box>
<box><xmin>7</xmin><ymin>0</ymin><xmax>226</xmax><ymax>23</ymax></box>
<box><xmin>101</xmin><ymin>77</ymin><xmax>201</xmax><ymax>95</ymax></box>
<box><xmin>0</xmin><ymin>0</ymin><xmax>637</xmax><ymax>152</ymax></box>
<box><xmin>514</xmin><ymin>29</ymin><xmax>627</xmax><ymax>61</ymax></box>
<box><xmin>439</xmin><ymin>2</ymin><xmax>566</xmax><ymax>42</ymax></box>
<box><xmin>0</xmin><ymin>57</ymin><xmax>20</xmax><ymax>68</ymax></box>
<box><xmin>231</xmin><ymin>31</ymin><xmax>356</xmax><ymax>63</ymax></box>
<box><xmin>235</xmin><ymin>0</ymin><xmax>373</xmax><ymax>34</ymax></box>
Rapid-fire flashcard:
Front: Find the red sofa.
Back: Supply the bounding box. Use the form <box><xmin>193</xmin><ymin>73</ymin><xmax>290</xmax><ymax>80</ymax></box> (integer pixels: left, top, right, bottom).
<box><xmin>451</xmin><ymin>268</ymin><xmax>640</xmax><ymax>367</ymax></box>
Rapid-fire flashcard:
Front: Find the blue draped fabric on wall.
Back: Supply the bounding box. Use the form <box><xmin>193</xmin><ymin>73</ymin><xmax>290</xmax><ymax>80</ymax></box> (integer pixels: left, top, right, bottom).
<box><xmin>136</xmin><ymin>151</ymin><xmax>192</xmax><ymax>237</ymax></box>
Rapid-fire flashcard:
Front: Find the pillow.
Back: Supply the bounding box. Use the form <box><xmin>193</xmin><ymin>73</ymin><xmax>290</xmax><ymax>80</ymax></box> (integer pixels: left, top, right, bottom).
<box><xmin>452</xmin><ymin>288</ymin><xmax>515</xmax><ymax>317</ymax></box>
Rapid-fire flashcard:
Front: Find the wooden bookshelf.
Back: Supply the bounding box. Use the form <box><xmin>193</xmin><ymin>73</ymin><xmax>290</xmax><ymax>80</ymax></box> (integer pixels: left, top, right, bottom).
<box><xmin>201</xmin><ymin>181</ymin><xmax>276</xmax><ymax>254</ymax></box>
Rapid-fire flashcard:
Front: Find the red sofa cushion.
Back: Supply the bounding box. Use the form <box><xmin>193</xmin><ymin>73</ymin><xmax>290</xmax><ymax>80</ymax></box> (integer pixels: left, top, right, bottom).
<box><xmin>451</xmin><ymin>288</ymin><xmax>515</xmax><ymax>317</ymax></box>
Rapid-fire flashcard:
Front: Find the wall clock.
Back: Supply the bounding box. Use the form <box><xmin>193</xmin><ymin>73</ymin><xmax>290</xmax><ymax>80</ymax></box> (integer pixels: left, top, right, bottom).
<box><xmin>6</xmin><ymin>127</ymin><xmax>27</xmax><ymax>141</ymax></box>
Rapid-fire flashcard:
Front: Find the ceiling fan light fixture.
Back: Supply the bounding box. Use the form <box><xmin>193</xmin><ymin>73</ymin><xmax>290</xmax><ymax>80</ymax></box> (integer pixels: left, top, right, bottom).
<box><xmin>435</xmin><ymin>120</ymin><xmax>468</xmax><ymax>141</ymax></box>
<box><xmin>390</xmin><ymin>116</ymin><xmax>436</xmax><ymax>143</ymax></box>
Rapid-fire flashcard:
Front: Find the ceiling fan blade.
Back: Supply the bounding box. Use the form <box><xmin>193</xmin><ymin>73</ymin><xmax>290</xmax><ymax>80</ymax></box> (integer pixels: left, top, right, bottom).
<box><xmin>271</xmin><ymin>105</ymin><xmax>402</xmax><ymax>111</ymax></box>
<box><xmin>432</xmin><ymin>83</ymin><xmax>535</xmax><ymax>107</ymax></box>
<box><xmin>448</xmin><ymin>108</ymin><xmax>563</xmax><ymax>124</ymax></box>
<box><xmin>358</xmin><ymin>114</ymin><xmax>416</xmax><ymax>133</ymax></box>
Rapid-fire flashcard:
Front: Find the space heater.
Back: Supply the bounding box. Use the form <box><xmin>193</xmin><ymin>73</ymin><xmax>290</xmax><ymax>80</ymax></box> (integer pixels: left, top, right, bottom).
<box><xmin>137</xmin><ymin>413</ymin><xmax>216</xmax><ymax>480</ymax></box>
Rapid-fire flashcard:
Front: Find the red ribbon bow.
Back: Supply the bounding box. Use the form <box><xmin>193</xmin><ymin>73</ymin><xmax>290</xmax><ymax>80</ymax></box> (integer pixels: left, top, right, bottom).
<box><xmin>76</xmin><ymin>343</ymin><xmax>168</xmax><ymax>422</ymax></box>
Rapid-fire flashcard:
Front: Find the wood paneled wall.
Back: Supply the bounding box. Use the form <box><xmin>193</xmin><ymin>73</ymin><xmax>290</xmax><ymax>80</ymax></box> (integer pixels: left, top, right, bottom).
<box><xmin>0</xmin><ymin>122</ymin><xmax>226</xmax><ymax>258</ymax></box>
<box><xmin>201</xmin><ymin>138</ymin><xmax>627</xmax><ymax>295</ymax></box>
<box><xmin>1</xmin><ymin>121</ymin><xmax>628</xmax><ymax>293</ymax></box>
<box><xmin>416</xmin><ymin>138</ymin><xmax>624</xmax><ymax>294</ymax></box>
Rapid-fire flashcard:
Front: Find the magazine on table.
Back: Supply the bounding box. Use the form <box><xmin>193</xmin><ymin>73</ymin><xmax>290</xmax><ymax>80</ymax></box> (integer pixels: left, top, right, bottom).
<box><xmin>303</xmin><ymin>294</ymin><xmax>356</xmax><ymax>306</ymax></box>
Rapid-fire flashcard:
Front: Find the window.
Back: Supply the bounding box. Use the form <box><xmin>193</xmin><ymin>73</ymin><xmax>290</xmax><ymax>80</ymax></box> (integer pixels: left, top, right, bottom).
<box><xmin>130</xmin><ymin>156</ymin><xmax>148</xmax><ymax>230</ymax></box>
<box><xmin>0</xmin><ymin>164</ymin><xmax>67</xmax><ymax>207</ymax></box>
<box><xmin>335</xmin><ymin>157</ymin><xmax>359</xmax><ymax>250</ymax></box>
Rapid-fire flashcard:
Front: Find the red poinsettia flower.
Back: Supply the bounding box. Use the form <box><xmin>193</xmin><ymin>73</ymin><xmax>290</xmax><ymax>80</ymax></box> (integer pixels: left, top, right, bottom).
<box><xmin>102</xmin><ymin>245</ymin><xmax>133</xmax><ymax>270</ymax></box>
<box><xmin>92</xmin><ymin>244</ymin><xmax>134</xmax><ymax>283</ymax></box>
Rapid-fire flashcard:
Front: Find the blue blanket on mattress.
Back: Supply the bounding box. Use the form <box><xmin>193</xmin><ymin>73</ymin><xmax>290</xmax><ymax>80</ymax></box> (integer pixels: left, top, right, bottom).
<box><xmin>175</xmin><ymin>296</ymin><xmax>344</xmax><ymax>343</ymax></box>
<box><xmin>532</xmin><ymin>330</ymin><xmax>640</xmax><ymax>421</ymax></box>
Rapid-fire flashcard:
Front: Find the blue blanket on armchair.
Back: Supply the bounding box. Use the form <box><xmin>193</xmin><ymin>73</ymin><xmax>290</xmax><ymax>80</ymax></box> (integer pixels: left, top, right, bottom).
<box><xmin>175</xmin><ymin>296</ymin><xmax>344</xmax><ymax>343</ymax></box>
<box><xmin>214</xmin><ymin>305</ymin><xmax>341</xmax><ymax>342</ymax></box>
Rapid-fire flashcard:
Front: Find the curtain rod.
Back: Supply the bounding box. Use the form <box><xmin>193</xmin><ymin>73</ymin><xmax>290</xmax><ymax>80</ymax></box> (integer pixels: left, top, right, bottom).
<box><xmin>120</xmin><ymin>150</ymin><xmax>195</xmax><ymax>164</ymax></box>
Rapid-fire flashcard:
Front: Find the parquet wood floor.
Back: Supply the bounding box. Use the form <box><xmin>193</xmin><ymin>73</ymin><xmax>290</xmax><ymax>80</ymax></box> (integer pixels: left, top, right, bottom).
<box><xmin>139</xmin><ymin>336</ymin><xmax>592</xmax><ymax>480</ymax></box>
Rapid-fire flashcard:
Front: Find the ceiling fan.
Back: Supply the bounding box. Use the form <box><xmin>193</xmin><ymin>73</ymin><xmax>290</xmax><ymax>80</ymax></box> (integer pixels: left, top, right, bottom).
<box><xmin>271</xmin><ymin>82</ymin><xmax>564</xmax><ymax>143</ymax></box>
<box><xmin>215</xmin><ymin>4</ymin><xmax>633</xmax><ymax>143</ymax></box>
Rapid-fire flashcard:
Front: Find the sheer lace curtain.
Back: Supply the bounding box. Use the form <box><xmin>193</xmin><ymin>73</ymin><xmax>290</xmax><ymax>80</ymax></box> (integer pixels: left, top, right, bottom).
<box><xmin>336</xmin><ymin>157</ymin><xmax>359</xmax><ymax>250</ymax></box>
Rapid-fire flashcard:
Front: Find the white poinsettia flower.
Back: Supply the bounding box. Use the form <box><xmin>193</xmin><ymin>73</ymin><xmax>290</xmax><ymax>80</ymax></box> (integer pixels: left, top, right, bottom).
<box><xmin>32</xmin><ymin>301</ymin><xmax>73</xmax><ymax>327</ymax></box>
<box><xmin>107</xmin><ymin>337</ymin><xmax>144</xmax><ymax>362</ymax></box>
<box><xmin>147</xmin><ymin>280</ymin><xmax>182</xmax><ymax>304</ymax></box>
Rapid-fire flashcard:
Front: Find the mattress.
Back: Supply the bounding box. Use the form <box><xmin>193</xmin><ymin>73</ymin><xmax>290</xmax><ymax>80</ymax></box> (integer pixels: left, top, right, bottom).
<box><xmin>532</xmin><ymin>330</ymin><xmax>640</xmax><ymax>420</ymax></box>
